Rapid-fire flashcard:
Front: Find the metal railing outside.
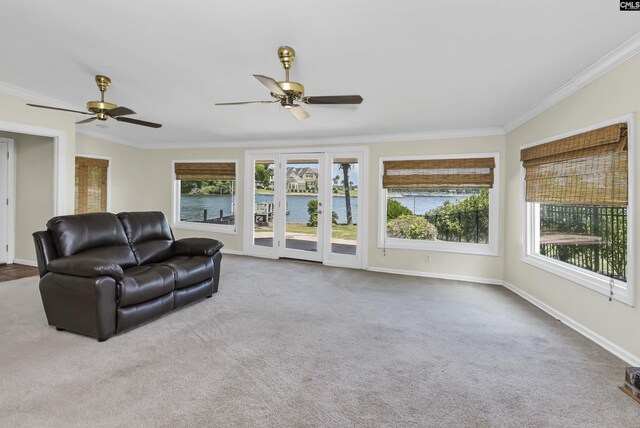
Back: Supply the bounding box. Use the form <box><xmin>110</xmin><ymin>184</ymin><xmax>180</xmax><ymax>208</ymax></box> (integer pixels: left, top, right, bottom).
<box><xmin>539</xmin><ymin>204</ymin><xmax>627</xmax><ymax>281</ymax></box>
<box><xmin>424</xmin><ymin>208</ymin><xmax>489</xmax><ymax>244</ymax></box>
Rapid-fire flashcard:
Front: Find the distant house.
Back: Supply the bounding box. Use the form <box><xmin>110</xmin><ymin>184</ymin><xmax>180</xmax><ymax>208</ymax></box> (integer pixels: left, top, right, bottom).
<box><xmin>286</xmin><ymin>167</ymin><xmax>318</xmax><ymax>192</ymax></box>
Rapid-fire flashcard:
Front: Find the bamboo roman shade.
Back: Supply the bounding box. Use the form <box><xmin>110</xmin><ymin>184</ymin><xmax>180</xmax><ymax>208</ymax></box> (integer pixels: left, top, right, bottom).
<box><xmin>520</xmin><ymin>123</ymin><xmax>628</xmax><ymax>205</ymax></box>
<box><xmin>174</xmin><ymin>162</ymin><xmax>236</xmax><ymax>180</ymax></box>
<box><xmin>75</xmin><ymin>156</ymin><xmax>108</xmax><ymax>214</ymax></box>
<box><xmin>382</xmin><ymin>158</ymin><xmax>495</xmax><ymax>189</ymax></box>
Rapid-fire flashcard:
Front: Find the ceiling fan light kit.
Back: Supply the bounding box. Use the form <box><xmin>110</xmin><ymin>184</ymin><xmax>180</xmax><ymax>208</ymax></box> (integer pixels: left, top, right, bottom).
<box><xmin>216</xmin><ymin>45</ymin><xmax>363</xmax><ymax>120</ymax></box>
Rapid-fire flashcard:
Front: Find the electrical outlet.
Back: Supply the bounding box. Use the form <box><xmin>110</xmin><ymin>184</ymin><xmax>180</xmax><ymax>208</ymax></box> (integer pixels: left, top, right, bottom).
<box><xmin>425</xmin><ymin>255</ymin><xmax>431</xmax><ymax>264</ymax></box>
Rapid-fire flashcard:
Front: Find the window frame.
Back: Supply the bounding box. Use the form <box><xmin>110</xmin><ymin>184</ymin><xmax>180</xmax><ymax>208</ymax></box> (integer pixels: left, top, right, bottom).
<box><xmin>171</xmin><ymin>159</ymin><xmax>239</xmax><ymax>234</ymax></box>
<box><xmin>520</xmin><ymin>114</ymin><xmax>635</xmax><ymax>306</ymax></box>
<box><xmin>378</xmin><ymin>152</ymin><xmax>500</xmax><ymax>256</ymax></box>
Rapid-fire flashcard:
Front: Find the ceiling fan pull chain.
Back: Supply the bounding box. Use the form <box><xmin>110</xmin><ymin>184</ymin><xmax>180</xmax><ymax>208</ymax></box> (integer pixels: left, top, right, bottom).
<box><xmin>609</xmin><ymin>278</ymin><xmax>614</xmax><ymax>301</ymax></box>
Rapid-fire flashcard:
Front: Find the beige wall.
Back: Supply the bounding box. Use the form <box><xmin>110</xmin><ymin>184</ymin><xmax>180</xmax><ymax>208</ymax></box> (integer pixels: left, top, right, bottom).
<box><xmin>0</xmin><ymin>131</ymin><xmax>55</xmax><ymax>262</ymax></box>
<box><xmin>504</xmin><ymin>54</ymin><xmax>640</xmax><ymax>362</ymax></box>
<box><xmin>76</xmin><ymin>136</ymin><xmax>505</xmax><ymax>280</ymax></box>
<box><xmin>367</xmin><ymin>135</ymin><xmax>505</xmax><ymax>281</ymax></box>
<box><xmin>0</xmin><ymin>92</ymin><xmax>76</xmax><ymax>215</ymax></box>
<box><xmin>73</xmin><ymin>139</ymin><xmax>247</xmax><ymax>249</ymax></box>
<box><xmin>75</xmin><ymin>134</ymin><xmax>158</xmax><ymax>213</ymax></box>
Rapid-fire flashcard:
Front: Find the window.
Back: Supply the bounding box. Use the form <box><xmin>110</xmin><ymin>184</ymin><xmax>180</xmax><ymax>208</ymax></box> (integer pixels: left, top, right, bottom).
<box><xmin>75</xmin><ymin>156</ymin><xmax>109</xmax><ymax>214</ymax></box>
<box><xmin>174</xmin><ymin>161</ymin><xmax>237</xmax><ymax>233</ymax></box>
<box><xmin>521</xmin><ymin>120</ymin><xmax>634</xmax><ymax>305</ymax></box>
<box><xmin>379</xmin><ymin>154</ymin><xmax>499</xmax><ymax>255</ymax></box>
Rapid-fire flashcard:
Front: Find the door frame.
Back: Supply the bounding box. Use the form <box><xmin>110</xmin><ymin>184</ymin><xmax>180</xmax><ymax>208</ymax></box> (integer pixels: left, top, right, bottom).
<box><xmin>0</xmin><ymin>138</ymin><xmax>15</xmax><ymax>264</ymax></box>
<box><xmin>0</xmin><ymin>121</ymin><xmax>68</xmax><ymax>266</ymax></box>
<box><xmin>277</xmin><ymin>152</ymin><xmax>325</xmax><ymax>262</ymax></box>
<box><xmin>244</xmin><ymin>146</ymin><xmax>368</xmax><ymax>269</ymax></box>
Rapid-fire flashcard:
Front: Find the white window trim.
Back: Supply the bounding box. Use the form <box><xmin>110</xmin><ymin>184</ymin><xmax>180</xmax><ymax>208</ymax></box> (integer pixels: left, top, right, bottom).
<box><xmin>171</xmin><ymin>159</ymin><xmax>239</xmax><ymax>235</ymax></box>
<box><xmin>75</xmin><ymin>154</ymin><xmax>112</xmax><ymax>213</ymax></box>
<box><xmin>519</xmin><ymin>114</ymin><xmax>635</xmax><ymax>306</ymax></box>
<box><xmin>378</xmin><ymin>152</ymin><xmax>500</xmax><ymax>256</ymax></box>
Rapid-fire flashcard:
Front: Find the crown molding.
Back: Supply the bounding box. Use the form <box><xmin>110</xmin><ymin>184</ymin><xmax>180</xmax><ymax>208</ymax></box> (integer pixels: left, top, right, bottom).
<box><xmin>503</xmin><ymin>32</ymin><xmax>640</xmax><ymax>133</ymax></box>
<box><xmin>0</xmin><ymin>81</ymin><xmax>81</xmax><ymax>111</ymax></box>
<box><xmin>7</xmin><ymin>31</ymin><xmax>639</xmax><ymax>149</ymax></box>
<box><xmin>136</xmin><ymin>127</ymin><xmax>506</xmax><ymax>150</ymax></box>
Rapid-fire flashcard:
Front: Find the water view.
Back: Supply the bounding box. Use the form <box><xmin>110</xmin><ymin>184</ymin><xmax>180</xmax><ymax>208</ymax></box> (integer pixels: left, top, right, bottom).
<box><xmin>181</xmin><ymin>193</ymin><xmax>468</xmax><ymax>223</ymax></box>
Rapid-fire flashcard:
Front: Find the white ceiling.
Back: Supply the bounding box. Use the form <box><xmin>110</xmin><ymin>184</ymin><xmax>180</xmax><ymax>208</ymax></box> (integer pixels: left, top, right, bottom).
<box><xmin>0</xmin><ymin>1</ymin><xmax>639</xmax><ymax>148</ymax></box>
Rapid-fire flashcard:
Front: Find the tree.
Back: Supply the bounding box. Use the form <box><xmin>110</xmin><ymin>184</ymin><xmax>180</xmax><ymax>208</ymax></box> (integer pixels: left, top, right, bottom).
<box><xmin>181</xmin><ymin>180</ymin><xmax>197</xmax><ymax>194</ymax></box>
<box><xmin>333</xmin><ymin>175</ymin><xmax>340</xmax><ymax>186</ymax></box>
<box><xmin>340</xmin><ymin>163</ymin><xmax>353</xmax><ymax>225</ymax></box>
<box><xmin>425</xmin><ymin>189</ymin><xmax>489</xmax><ymax>243</ymax></box>
<box><xmin>255</xmin><ymin>163</ymin><xmax>272</xmax><ymax>188</ymax></box>
<box><xmin>387</xmin><ymin>199</ymin><xmax>412</xmax><ymax>220</ymax></box>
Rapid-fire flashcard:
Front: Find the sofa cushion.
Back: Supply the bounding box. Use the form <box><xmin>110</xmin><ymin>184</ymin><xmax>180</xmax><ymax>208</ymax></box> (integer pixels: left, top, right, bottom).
<box><xmin>117</xmin><ymin>211</ymin><xmax>174</xmax><ymax>264</ymax></box>
<box><xmin>159</xmin><ymin>255</ymin><xmax>214</xmax><ymax>290</ymax></box>
<box><xmin>119</xmin><ymin>265</ymin><xmax>175</xmax><ymax>307</ymax></box>
<box><xmin>47</xmin><ymin>212</ymin><xmax>137</xmax><ymax>268</ymax></box>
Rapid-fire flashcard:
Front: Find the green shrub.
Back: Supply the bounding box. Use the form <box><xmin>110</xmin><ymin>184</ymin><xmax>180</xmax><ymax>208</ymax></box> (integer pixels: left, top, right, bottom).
<box><xmin>425</xmin><ymin>189</ymin><xmax>489</xmax><ymax>243</ymax></box>
<box><xmin>387</xmin><ymin>215</ymin><xmax>437</xmax><ymax>240</ymax></box>
<box><xmin>307</xmin><ymin>200</ymin><xmax>338</xmax><ymax>226</ymax></box>
<box><xmin>387</xmin><ymin>199</ymin><xmax>412</xmax><ymax>220</ymax></box>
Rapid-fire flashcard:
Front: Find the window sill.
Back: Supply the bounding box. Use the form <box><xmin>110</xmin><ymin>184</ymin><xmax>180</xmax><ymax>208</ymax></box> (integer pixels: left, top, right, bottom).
<box><xmin>521</xmin><ymin>252</ymin><xmax>634</xmax><ymax>306</ymax></box>
<box><xmin>172</xmin><ymin>221</ymin><xmax>237</xmax><ymax>235</ymax></box>
<box><xmin>380</xmin><ymin>238</ymin><xmax>498</xmax><ymax>256</ymax></box>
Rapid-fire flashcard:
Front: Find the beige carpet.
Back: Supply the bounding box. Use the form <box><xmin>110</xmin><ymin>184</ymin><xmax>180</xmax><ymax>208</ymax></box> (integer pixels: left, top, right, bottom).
<box><xmin>0</xmin><ymin>255</ymin><xmax>638</xmax><ymax>427</ymax></box>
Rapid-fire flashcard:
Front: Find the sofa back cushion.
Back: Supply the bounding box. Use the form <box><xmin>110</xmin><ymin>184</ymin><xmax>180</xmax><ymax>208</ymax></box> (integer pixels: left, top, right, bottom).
<box><xmin>47</xmin><ymin>212</ymin><xmax>137</xmax><ymax>268</ymax></box>
<box><xmin>117</xmin><ymin>211</ymin><xmax>174</xmax><ymax>264</ymax></box>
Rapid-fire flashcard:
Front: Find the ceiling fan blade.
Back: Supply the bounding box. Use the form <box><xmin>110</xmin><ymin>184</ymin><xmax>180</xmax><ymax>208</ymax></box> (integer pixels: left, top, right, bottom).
<box><xmin>114</xmin><ymin>116</ymin><xmax>162</xmax><ymax>128</ymax></box>
<box><xmin>288</xmin><ymin>105</ymin><xmax>309</xmax><ymax>121</ymax></box>
<box><xmin>215</xmin><ymin>100</ymin><xmax>278</xmax><ymax>106</ymax></box>
<box><xmin>304</xmin><ymin>95</ymin><xmax>363</xmax><ymax>105</ymax></box>
<box><xmin>107</xmin><ymin>106</ymin><xmax>136</xmax><ymax>117</ymax></box>
<box><xmin>253</xmin><ymin>75</ymin><xmax>286</xmax><ymax>96</ymax></box>
<box><xmin>75</xmin><ymin>117</ymin><xmax>97</xmax><ymax>125</ymax></box>
<box><xmin>26</xmin><ymin>103</ymin><xmax>91</xmax><ymax>115</ymax></box>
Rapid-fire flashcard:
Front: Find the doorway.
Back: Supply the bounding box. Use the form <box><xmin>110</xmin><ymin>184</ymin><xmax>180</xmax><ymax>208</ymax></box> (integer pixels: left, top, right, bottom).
<box><xmin>245</xmin><ymin>148</ymin><xmax>367</xmax><ymax>268</ymax></box>
<box><xmin>0</xmin><ymin>140</ymin><xmax>9</xmax><ymax>263</ymax></box>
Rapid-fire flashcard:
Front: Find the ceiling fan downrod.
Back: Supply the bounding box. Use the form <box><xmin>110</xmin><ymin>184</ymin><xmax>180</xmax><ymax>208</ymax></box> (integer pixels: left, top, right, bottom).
<box><xmin>87</xmin><ymin>75</ymin><xmax>116</xmax><ymax>119</ymax></box>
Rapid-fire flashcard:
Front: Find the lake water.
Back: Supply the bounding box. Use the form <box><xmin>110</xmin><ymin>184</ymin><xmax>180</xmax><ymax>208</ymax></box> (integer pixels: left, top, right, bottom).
<box><xmin>181</xmin><ymin>193</ymin><xmax>467</xmax><ymax>223</ymax></box>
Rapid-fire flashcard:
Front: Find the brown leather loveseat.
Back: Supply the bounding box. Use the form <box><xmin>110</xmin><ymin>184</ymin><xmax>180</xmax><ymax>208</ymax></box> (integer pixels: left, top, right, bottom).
<box><xmin>33</xmin><ymin>211</ymin><xmax>223</xmax><ymax>341</ymax></box>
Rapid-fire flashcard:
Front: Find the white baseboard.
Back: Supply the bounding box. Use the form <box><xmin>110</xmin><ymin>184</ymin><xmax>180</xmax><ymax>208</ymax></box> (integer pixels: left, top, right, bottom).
<box><xmin>366</xmin><ymin>266</ymin><xmax>503</xmax><ymax>286</ymax></box>
<box><xmin>13</xmin><ymin>258</ymin><xmax>37</xmax><ymax>267</ymax></box>
<box><xmin>501</xmin><ymin>280</ymin><xmax>640</xmax><ymax>367</ymax></box>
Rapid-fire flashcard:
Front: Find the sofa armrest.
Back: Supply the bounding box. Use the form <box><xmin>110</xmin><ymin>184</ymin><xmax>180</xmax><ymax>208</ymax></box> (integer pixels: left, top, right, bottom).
<box><xmin>172</xmin><ymin>238</ymin><xmax>224</xmax><ymax>257</ymax></box>
<box><xmin>47</xmin><ymin>256</ymin><xmax>124</xmax><ymax>281</ymax></box>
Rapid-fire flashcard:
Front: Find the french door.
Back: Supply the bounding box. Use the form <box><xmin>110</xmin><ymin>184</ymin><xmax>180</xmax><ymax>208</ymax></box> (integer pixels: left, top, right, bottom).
<box><xmin>245</xmin><ymin>148</ymin><xmax>366</xmax><ymax>268</ymax></box>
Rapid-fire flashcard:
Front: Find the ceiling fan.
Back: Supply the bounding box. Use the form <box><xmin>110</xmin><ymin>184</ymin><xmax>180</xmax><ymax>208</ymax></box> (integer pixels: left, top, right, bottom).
<box><xmin>215</xmin><ymin>46</ymin><xmax>363</xmax><ymax>120</ymax></box>
<box><xmin>26</xmin><ymin>75</ymin><xmax>162</xmax><ymax>128</ymax></box>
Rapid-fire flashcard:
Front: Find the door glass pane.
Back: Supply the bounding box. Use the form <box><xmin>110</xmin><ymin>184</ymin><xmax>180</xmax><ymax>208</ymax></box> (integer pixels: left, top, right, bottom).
<box><xmin>254</xmin><ymin>160</ymin><xmax>275</xmax><ymax>248</ymax></box>
<box><xmin>331</xmin><ymin>159</ymin><xmax>358</xmax><ymax>255</ymax></box>
<box><xmin>285</xmin><ymin>159</ymin><xmax>319</xmax><ymax>252</ymax></box>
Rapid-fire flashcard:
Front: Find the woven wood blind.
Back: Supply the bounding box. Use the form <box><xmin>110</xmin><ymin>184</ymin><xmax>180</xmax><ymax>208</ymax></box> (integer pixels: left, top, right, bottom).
<box><xmin>382</xmin><ymin>157</ymin><xmax>495</xmax><ymax>189</ymax></box>
<box><xmin>520</xmin><ymin>123</ymin><xmax>628</xmax><ymax>205</ymax></box>
<box><xmin>75</xmin><ymin>157</ymin><xmax>108</xmax><ymax>214</ymax></box>
<box><xmin>174</xmin><ymin>162</ymin><xmax>236</xmax><ymax>180</ymax></box>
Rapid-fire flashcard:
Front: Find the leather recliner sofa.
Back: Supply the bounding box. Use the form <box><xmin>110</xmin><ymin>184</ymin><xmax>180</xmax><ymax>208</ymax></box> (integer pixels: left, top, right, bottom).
<box><xmin>32</xmin><ymin>211</ymin><xmax>223</xmax><ymax>341</ymax></box>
